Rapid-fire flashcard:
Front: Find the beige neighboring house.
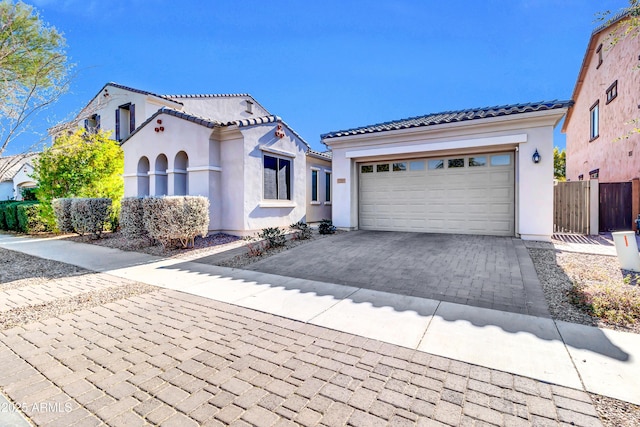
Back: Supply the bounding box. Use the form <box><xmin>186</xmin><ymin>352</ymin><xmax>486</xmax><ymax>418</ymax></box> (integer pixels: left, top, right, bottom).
<box><xmin>306</xmin><ymin>150</ymin><xmax>332</xmax><ymax>223</ymax></box>
<box><xmin>0</xmin><ymin>154</ymin><xmax>38</xmax><ymax>201</ymax></box>
<box><xmin>58</xmin><ymin>82</ymin><xmax>330</xmax><ymax>235</ymax></box>
<box><xmin>563</xmin><ymin>11</ymin><xmax>640</xmax><ymax>183</ymax></box>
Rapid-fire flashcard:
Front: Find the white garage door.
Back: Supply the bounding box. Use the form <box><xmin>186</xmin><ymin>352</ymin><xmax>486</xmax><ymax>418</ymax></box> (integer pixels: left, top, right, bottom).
<box><xmin>359</xmin><ymin>152</ymin><xmax>514</xmax><ymax>236</ymax></box>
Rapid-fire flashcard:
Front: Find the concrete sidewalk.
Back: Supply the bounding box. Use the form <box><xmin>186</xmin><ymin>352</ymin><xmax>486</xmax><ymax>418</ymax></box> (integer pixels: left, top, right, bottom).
<box><xmin>1</xmin><ymin>233</ymin><xmax>638</xmax><ymax>406</ymax></box>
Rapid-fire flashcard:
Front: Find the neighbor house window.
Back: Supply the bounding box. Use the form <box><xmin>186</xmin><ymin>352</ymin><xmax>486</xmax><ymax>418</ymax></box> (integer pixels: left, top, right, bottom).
<box><xmin>325</xmin><ymin>172</ymin><xmax>331</xmax><ymax>202</ymax></box>
<box><xmin>311</xmin><ymin>169</ymin><xmax>318</xmax><ymax>202</ymax></box>
<box><xmin>116</xmin><ymin>103</ymin><xmax>135</xmax><ymax>141</ymax></box>
<box><xmin>606</xmin><ymin>80</ymin><xmax>618</xmax><ymax>104</ymax></box>
<box><xmin>590</xmin><ymin>101</ymin><xmax>599</xmax><ymax>141</ymax></box>
<box><xmin>596</xmin><ymin>44</ymin><xmax>603</xmax><ymax>68</ymax></box>
<box><xmin>84</xmin><ymin>114</ymin><xmax>100</xmax><ymax>133</ymax></box>
<box><xmin>246</xmin><ymin>100</ymin><xmax>254</xmax><ymax>114</ymax></box>
<box><xmin>263</xmin><ymin>155</ymin><xmax>291</xmax><ymax>200</ymax></box>
<box><xmin>589</xmin><ymin>169</ymin><xmax>599</xmax><ymax>179</ymax></box>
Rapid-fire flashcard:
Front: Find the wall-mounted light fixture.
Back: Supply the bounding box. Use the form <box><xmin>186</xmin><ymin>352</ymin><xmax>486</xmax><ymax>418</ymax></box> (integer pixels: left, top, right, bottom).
<box><xmin>532</xmin><ymin>149</ymin><xmax>541</xmax><ymax>164</ymax></box>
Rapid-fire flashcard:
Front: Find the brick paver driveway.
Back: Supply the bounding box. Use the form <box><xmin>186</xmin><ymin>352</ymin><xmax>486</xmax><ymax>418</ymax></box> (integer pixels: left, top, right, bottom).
<box><xmin>242</xmin><ymin>231</ymin><xmax>549</xmax><ymax>317</ymax></box>
<box><xmin>0</xmin><ymin>252</ymin><xmax>603</xmax><ymax>426</ymax></box>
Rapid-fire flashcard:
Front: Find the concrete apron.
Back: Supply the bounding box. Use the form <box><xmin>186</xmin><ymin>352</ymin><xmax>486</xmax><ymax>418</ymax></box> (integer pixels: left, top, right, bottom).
<box><xmin>1</xmin><ymin>233</ymin><xmax>639</xmax><ymax>405</ymax></box>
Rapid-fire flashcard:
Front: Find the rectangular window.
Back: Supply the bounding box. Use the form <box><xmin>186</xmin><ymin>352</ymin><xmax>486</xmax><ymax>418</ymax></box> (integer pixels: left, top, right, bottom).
<box><xmin>263</xmin><ymin>155</ymin><xmax>291</xmax><ymax>200</ymax></box>
<box><xmin>361</xmin><ymin>165</ymin><xmax>373</xmax><ymax>173</ymax></box>
<box><xmin>84</xmin><ymin>114</ymin><xmax>100</xmax><ymax>133</ymax></box>
<box><xmin>606</xmin><ymin>80</ymin><xmax>618</xmax><ymax>104</ymax></box>
<box><xmin>589</xmin><ymin>169</ymin><xmax>599</xmax><ymax>179</ymax></box>
<box><xmin>590</xmin><ymin>101</ymin><xmax>599</xmax><ymax>141</ymax></box>
<box><xmin>596</xmin><ymin>44</ymin><xmax>603</xmax><ymax>68</ymax></box>
<box><xmin>490</xmin><ymin>154</ymin><xmax>511</xmax><ymax>166</ymax></box>
<box><xmin>376</xmin><ymin>164</ymin><xmax>389</xmax><ymax>172</ymax></box>
<box><xmin>409</xmin><ymin>161</ymin><xmax>425</xmax><ymax>171</ymax></box>
<box><xmin>469</xmin><ymin>156</ymin><xmax>486</xmax><ymax>167</ymax></box>
<box><xmin>246</xmin><ymin>100</ymin><xmax>254</xmax><ymax>114</ymax></box>
<box><xmin>578</xmin><ymin>174</ymin><xmax>584</xmax><ymax>181</ymax></box>
<box><xmin>428</xmin><ymin>159</ymin><xmax>444</xmax><ymax>170</ymax></box>
<box><xmin>325</xmin><ymin>172</ymin><xmax>331</xmax><ymax>202</ymax></box>
<box><xmin>116</xmin><ymin>103</ymin><xmax>135</xmax><ymax>141</ymax></box>
<box><xmin>392</xmin><ymin>162</ymin><xmax>406</xmax><ymax>171</ymax></box>
<box><xmin>311</xmin><ymin>170</ymin><xmax>318</xmax><ymax>202</ymax></box>
<box><xmin>448</xmin><ymin>158</ymin><xmax>464</xmax><ymax>168</ymax></box>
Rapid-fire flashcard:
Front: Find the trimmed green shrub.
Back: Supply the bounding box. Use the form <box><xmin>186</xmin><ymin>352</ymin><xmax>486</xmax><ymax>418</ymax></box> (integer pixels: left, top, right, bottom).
<box><xmin>17</xmin><ymin>202</ymin><xmax>46</xmax><ymax>233</ymax></box>
<box><xmin>259</xmin><ymin>227</ymin><xmax>286</xmax><ymax>248</ymax></box>
<box><xmin>142</xmin><ymin>196</ymin><xmax>209</xmax><ymax>248</ymax></box>
<box><xmin>52</xmin><ymin>198</ymin><xmax>74</xmax><ymax>233</ymax></box>
<box><xmin>120</xmin><ymin>197</ymin><xmax>147</xmax><ymax>239</ymax></box>
<box><xmin>70</xmin><ymin>198</ymin><xmax>112</xmax><ymax>239</ymax></box>
<box><xmin>4</xmin><ymin>202</ymin><xmax>19</xmax><ymax>231</ymax></box>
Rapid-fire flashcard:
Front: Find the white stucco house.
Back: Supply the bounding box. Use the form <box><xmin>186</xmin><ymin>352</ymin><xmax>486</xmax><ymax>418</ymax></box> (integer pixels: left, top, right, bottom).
<box><xmin>321</xmin><ymin>101</ymin><xmax>571</xmax><ymax>241</ymax></box>
<box><xmin>62</xmin><ymin>83</ymin><xmax>327</xmax><ymax>235</ymax></box>
<box><xmin>0</xmin><ymin>155</ymin><xmax>38</xmax><ymax>201</ymax></box>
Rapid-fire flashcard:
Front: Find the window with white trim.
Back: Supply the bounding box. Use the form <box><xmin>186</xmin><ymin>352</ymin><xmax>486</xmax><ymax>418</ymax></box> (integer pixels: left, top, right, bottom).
<box><xmin>325</xmin><ymin>172</ymin><xmax>331</xmax><ymax>203</ymax></box>
<box><xmin>590</xmin><ymin>101</ymin><xmax>599</xmax><ymax>141</ymax></box>
<box><xmin>263</xmin><ymin>155</ymin><xmax>291</xmax><ymax>200</ymax></box>
<box><xmin>311</xmin><ymin>169</ymin><xmax>318</xmax><ymax>202</ymax></box>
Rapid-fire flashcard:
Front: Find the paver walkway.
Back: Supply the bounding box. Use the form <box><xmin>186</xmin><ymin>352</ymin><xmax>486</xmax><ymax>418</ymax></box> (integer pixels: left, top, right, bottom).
<box><xmin>234</xmin><ymin>231</ymin><xmax>549</xmax><ymax>317</ymax></box>
<box><xmin>0</xmin><ymin>279</ymin><xmax>604</xmax><ymax>427</ymax></box>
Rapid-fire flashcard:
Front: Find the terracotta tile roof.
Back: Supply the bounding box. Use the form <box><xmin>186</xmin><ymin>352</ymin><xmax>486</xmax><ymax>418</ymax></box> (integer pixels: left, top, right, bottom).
<box><xmin>122</xmin><ymin>108</ymin><xmax>310</xmax><ymax>149</ymax></box>
<box><xmin>321</xmin><ymin>100</ymin><xmax>573</xmax><ymax>139</ymax></box>
<box><xmin>307</xmin><ymin>149</ymin><xmax>332</xmax><ymax>160</ymax></box>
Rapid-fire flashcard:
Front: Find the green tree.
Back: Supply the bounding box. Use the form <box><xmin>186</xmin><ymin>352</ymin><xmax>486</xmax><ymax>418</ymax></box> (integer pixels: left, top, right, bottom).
<box><xmin>32</xmin><ymin>129</ymin><xmax>123</xmax><ymax>229</ymax></box>
<box><xmin>0</xmin><ymin>0</ymin><xmax>72</xmax><ymax>177</ymax></box>
<box><xmin>553</xmin><ymin>147</ymin><xmax>566</xmax><ymax>181</ymax></box>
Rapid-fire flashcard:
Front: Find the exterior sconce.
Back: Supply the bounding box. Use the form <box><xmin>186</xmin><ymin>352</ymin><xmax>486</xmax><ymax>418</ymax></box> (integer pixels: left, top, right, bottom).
<box><xmin>532</xmin><ymin>149</ymin><xmax>541</xmax><ymax>164</ymax></box>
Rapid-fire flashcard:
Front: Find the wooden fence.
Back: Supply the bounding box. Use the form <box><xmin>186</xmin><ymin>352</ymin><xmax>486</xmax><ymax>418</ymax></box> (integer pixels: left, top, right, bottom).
<box><xmin>554</xmin><ymin>181</ymin><xmax>591</xmax><ymax>234</ymax></box>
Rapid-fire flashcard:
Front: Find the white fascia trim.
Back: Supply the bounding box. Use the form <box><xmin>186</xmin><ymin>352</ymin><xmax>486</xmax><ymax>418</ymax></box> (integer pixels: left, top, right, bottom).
<box><xmin>260</xmin><ymin>146</ymin><xmax>296</xmax><ymax>158</ymax></box>
<box><xmin>345</xmin><ymin>134</ymin><xmax>528</xmax><ymax>159</ymax></box>
<box><xmin>187</xmin><ymin>166</ymin><xmax>222</xmax><ymax>172</ymax></box>
<box><xmin>310</xmin><ymin>167</ymin><xmax>321</xmax><ymax>171</ymax></box>
<box><xmin>166</xmin><ymin>169</ymin><xmax>187</xmax><ymax>174</ymax></box>
<box><xmin>258</xmin><ymin>201</ymin><xmax>297</xmax><ymax>208</ymax></box>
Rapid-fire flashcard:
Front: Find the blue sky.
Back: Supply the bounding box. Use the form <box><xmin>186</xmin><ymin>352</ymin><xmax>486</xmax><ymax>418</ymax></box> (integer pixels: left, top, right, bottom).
<box><xmin>6</xmin><ymin>0</ymin><xmax>631</xmax><ymax>155</ymax></box>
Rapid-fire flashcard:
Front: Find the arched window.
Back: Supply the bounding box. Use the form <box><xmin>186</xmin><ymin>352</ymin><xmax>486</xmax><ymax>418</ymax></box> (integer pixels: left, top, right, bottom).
<box><xmin>137</xmin><ymin>156</ymin><xmax>150</xmax><ymax>197</ymax></box>
<box><xmin>154</xmin><ymin>154</ymin><xmax>168</xmax><ymax>196</ymax></box>
<box><xmin>174</xmin><ymin>151</ymin><xmax>189</xmax><ymax>196</ymax></box>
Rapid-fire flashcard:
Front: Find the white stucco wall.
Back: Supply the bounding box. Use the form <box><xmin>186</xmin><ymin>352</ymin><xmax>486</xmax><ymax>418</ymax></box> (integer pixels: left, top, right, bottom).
<box><xmin>239</xmin><ymin>124</ymin><xmax>307</xmax><ymax>233</ymax></box>
<box><xmin>12</xmin><ymin>163</ymin><xmax>37</xmax><ymax>201</ymax></box>
<box><xmin>0</xmin><ymin>182</ymin><xmax>13</xmax><ymax>201</ymax></box>
<box><xmin>175</xmin><ymin>97</ymin><xmax>269</xmax><ymax>122</ymax></box>
<box><xmin>324</xmin><ymin>109</ymin><xmax>566</xmax><ymax>241</ymax></box>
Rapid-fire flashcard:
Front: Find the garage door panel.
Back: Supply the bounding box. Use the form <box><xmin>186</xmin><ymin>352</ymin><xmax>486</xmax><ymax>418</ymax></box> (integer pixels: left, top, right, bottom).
<box><xmin>359</xmin><ymin>152</ymin><xmax>514</xmax><ymax>236</ymax></box>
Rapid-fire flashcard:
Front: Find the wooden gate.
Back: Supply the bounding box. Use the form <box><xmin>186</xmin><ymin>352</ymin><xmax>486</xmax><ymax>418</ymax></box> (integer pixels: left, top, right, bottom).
<box><xmin>599</xmin><ymin>182</ymin><xmax>632</xmax><ymax>231</ymax></box>
<box><xmin>554</xmin><ymin>181</ymin><xmax>591</xmax><ymax>234</ymax></box>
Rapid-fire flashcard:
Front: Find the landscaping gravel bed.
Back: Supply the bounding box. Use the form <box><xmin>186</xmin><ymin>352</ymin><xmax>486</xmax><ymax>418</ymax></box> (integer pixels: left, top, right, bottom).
<box><xmin>0</xmin><ymin>247</ymin><xmax>86</xmax><ymax>290</ymax></box>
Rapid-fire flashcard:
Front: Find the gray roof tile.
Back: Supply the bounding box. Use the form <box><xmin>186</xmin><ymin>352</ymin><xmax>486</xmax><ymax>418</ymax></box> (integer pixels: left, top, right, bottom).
<box><xmin>321</xmin><ymin>100</ymin><xmax>573</xmax><ymax>139</ymax></box>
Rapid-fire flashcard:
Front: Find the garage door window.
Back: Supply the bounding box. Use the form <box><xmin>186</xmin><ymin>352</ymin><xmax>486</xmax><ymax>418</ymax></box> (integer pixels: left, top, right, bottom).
<box><xmin>428</xmin><ymin>159</ymin><xmax>444</xmax><ymax>170</ymax></box>
<box><xmin>393</xmin><ymin>162</ymin><xmax>406</xmax><ymax>171</ymax></box>
<box><xmin>490</xmin><ymin>154</ymin><xmax>511</xmax><ymax>166</ymax></box>
<box><xmin>448</xmin><ymin>158</ymin><xmax>464</xmax><ymax>168</ymax></box>
<box><xmin>409</xmin><ymin>161</ymin><xmax>425</xmax><ymax>171</ymax></box>
<box><xmin>469</xmin><ymin>156</ymin><xmax>486</xmax><ymax>167</ymax></box>
<box><xmin>377</xmin><ymin>164</ymin><xmax>390</xmax><ymax>172</ymax></box>
<box><xmin>361</xmin><ymin>165</ymin><xmax>373</xmax><ymax>173</ymax></box>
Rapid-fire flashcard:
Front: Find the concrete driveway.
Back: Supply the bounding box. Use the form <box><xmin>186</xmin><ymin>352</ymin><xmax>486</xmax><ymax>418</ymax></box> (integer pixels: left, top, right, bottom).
<box><xmin>246</xmin><ymin>231</ymin><xmax>550</xmax><ymax>317</ymax></box>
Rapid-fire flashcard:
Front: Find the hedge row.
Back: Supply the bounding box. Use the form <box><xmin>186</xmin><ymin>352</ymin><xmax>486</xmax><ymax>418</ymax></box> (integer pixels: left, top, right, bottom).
<box><xmin>52</xmin><ymin>198</ymin><xmax>112</xmax><ymax>239</ymax></box>
<box><xmin>0</xmin><ymin>201</ymin><xmax>48</xmax><ymax>233</ymax></box>
<box><xmin>120</xmin><ymin>196</ymin><xmax>209</xmax><ymax>248</ymax></box>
